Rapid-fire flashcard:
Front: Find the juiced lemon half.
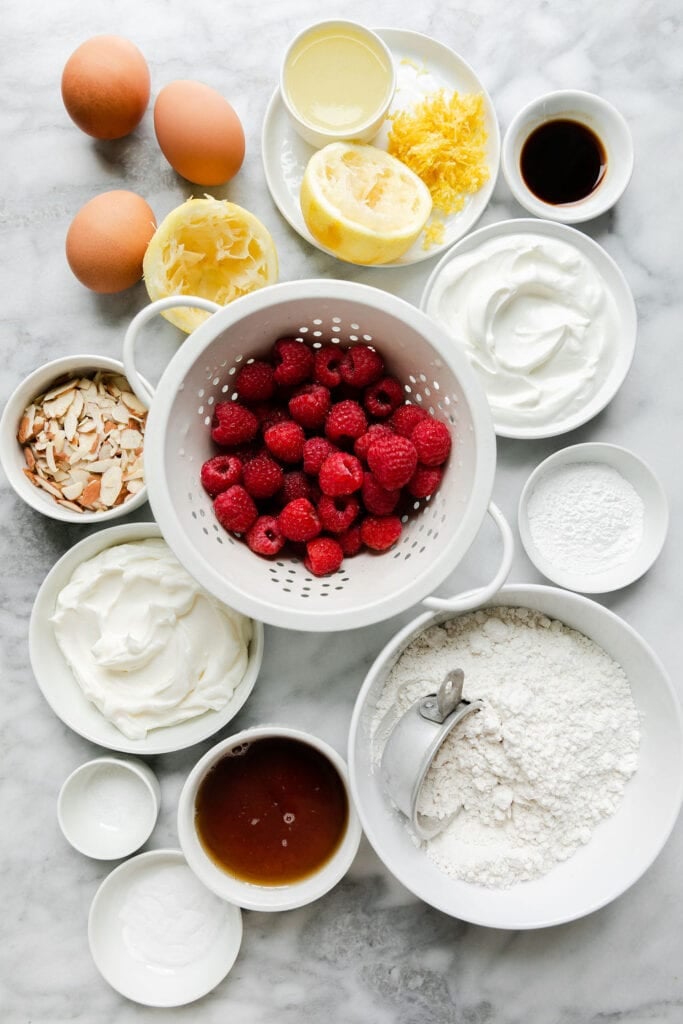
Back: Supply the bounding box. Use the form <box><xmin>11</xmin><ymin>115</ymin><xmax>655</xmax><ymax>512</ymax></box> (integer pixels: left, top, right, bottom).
<box><xmin>300</xmin><ymin>142</ymin><xmax>433</xmax><ymax>265</ymax></box>
<box><xmin>143</xmin><ymin>196</ymin><xmax>278</xmax><ymax>333</ymax></box>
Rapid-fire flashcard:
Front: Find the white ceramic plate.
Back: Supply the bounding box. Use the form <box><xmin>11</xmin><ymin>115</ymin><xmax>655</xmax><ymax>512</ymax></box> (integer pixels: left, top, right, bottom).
<box><xmin>518</xmin><ymin>442</ymin><xmax>669</xmax><ymax>593</ymax></box>
<box><xmin>88</xmin><ymin>849</ymin><xmax>242</xmax><ymax>1006</ymax></box>
<box><xmin>29</xmin><ymin>522</ymin><xmax>264</xmax><ymax>755</ymax></box>
<box><xmin>421</xmin><ymin>218</ymin><xmax>637</xmax><ymax>439</ymax></box>
<box><xmin>348</xmin><ymin>585</ymin><xmax>683</xmax><ymax>930</ymax></box>
<box><xmin>261</xmin><ymin>27</ymin><xmax>500</xmax><ymax>267</ymax></box>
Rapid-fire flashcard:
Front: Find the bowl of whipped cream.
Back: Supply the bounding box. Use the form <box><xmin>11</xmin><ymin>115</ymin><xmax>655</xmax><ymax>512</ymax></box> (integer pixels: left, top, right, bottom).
<box><xmin>421</xmin><ymin>219</ymin><xmax>637</xmax><ymax>439</ymax></box>
<box><xmin>348</xmin><ymin>584</ymin><xmax>683</xmax><ymax>929</ymax></box>
<box><xmin>29</xmin><ymin>522</ymin><xmax>263</xmax><ymax>754</ymax></box>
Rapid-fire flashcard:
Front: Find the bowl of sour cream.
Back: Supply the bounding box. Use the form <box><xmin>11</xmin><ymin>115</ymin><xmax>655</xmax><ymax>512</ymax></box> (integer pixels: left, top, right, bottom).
<box><xmin>421</xmin><ymin>218</ymin><xmax>637</xmax><ymax>439</ymax></box>
<box><xmin>29</xmin><ymin>522</ymin><xmax>263</xmax><ymax>754</ymax></box>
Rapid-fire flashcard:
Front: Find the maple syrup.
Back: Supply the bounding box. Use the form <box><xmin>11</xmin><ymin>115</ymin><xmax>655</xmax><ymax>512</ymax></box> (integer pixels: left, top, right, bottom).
<box><xmin>520</xmin><ymin>118</ymin><xmax>607</xmax><ymax>205</ymax></box>
<box><xmin>194</xmin><ymin>736</ymin><xmax>349</xmax><ymax>885</ymax></box>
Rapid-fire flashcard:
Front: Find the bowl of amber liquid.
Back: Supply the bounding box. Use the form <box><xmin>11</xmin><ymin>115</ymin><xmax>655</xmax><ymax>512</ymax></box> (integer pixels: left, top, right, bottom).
<box><xmin>177</xmin><ymin>726</ymin><xmax>362</xmax><ymax>911</ymax></box>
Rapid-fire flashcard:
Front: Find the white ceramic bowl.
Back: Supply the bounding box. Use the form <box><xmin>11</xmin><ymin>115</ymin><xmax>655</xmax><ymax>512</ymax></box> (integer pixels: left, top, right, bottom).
<box><xmin>518</xmin><ymin>443</ymin><xmax>669</xmax><ymax>593</ymax></box>
<box><xmin>88</xmin><ymin>849</ymin><xmax>242</xmax><ymax>1006</ymax></box>
<box><xmin>502</xmin><ymin>90</ymin><xmax>634</xmax><ymax>222</ymax></box>
<box><xmin>279</xmin><ymin>20</ymin><xmax>396</xmax><ymax>148</ymax></box>
<box><xmin>178</xmin><ymin>725</ymin><xmax>362</xmax><ymax>911</ymax></box>
<box><xmin>29</xmin><ymin>521</ymin><xmax>264</xmax><ymax>755</ymax></box>
<box><xmin>58</xmin><ymin>755</ymin><xmax>160</xmax><ymax>860</ymax></box>
<box><xmin>348</xmin><ymin>584</ymin><xmax>683</xmax><ymax>929</ymax></box>
<box><xmin>0</xmin><ymin>354</ymin><xmax>151</xmax><ymax>523</ymax></box>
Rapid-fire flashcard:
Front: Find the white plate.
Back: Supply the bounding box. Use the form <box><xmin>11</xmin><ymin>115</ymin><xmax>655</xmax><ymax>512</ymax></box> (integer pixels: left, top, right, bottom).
<box><xmin>421</xmin><ymin>218</ymin><xmax>637</xmax><ymax>439</ymax></box>
<box><xmin>261</xmin><ymin>27</ymin><xmax>500</xmax><ymax>267</ymax></box>
<box><xmin>88</xmin><ymin>849</ymin><xmax>242</xmax><ymax>1006</ymax></box>
<box><xmin>29</xmin><ymin>522</ymin><xmax>264</xmax><ymax>755</ymax></box>
<box><xmin>518</xmin><ymin>443</ymin><xmax>669</xmax><ymax>593</ymax></box>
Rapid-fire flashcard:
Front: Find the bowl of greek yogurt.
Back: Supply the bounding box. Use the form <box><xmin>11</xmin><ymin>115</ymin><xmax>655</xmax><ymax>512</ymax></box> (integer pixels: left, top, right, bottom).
<box><xmin>421</xmin><ymin>219</ymin><xmax>637</xmax><ymax>439</ymax></box>
<box><xmin>29</xmin><ymin>522</ymin><xmax>263</xmax><ymax>754</ymax></box>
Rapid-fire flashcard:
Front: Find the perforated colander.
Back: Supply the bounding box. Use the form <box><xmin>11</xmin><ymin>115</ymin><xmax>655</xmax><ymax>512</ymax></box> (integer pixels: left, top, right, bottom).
<box><xmin>123</xmin><ymin>281</ymin><xmax>513</xmax><ymax>632</ymax></box>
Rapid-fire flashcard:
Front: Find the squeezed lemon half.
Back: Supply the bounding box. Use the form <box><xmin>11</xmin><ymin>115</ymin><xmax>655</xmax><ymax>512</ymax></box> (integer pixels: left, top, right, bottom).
<box><xmin>300</xmin><ymin>142</ymin><xmax>433</xmax><ymax>265</ymax></box>
<box><xmin>143</xmin><ymin>195</ymin><xmax>278</xmax><ymax>333</ymax></box>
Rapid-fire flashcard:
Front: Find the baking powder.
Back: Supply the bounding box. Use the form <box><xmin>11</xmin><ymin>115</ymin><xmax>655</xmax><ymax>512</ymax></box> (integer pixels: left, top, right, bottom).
<box><xmin>373</xmin><ymin>607</ymin><xmax>640</xmax><ymax>888</ymax></box>
<box><xmin>526</xmin><ymin>461</ymin><xmax>644</xmax><ymax>575</ymax></box>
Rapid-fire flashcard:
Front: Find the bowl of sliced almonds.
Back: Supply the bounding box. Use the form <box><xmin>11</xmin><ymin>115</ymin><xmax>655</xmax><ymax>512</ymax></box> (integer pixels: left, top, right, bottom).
<box><xmin>0</xmin><ymin>355</ymin><xmax>150</xmax><ymax>523</ymax></box>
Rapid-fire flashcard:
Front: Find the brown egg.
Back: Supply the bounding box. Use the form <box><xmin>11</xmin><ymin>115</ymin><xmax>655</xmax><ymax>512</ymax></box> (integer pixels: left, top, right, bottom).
<box><xmin>61</xmin><ymin>35</ymin><xmax>150</xmax><ymax>140</ymax></box>
<box><xmin>154</xmin><ymin>80</ymin><xmax>245</xmax><ymax>186</ymax></box>
<box><xmin>66</xmin><ymin>190</ymin><xmax>157</xmax><ymax>293</ymax></box>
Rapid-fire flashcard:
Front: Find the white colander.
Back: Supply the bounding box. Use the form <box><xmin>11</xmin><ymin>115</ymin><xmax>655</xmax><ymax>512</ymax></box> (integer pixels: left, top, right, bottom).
<box><xmin>123</xmin><ymin>280</ymin><xmax>513</xmax><ymax>632</ymax></box>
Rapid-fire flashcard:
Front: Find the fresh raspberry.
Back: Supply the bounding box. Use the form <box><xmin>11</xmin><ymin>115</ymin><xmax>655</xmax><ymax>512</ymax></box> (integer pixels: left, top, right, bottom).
<box><xmin>361</xmin><ymin>472</ymin><xmax>400</xmax><ymax>516</ymax></box>
<box><xmin>363</xmin><ymin>376</ymin><xmax>404</xmax><ymax>419</ymax></box>
<box><xmin>408</xmin><ymin>464</ymin><xmax>444</xmax><ymax>498</ymax></box>
<box><xmin>242</xmin><ymin>453</ymin><xmax>284</xmax><ymax>500</ymax></box>
<box><xmin>313</xmin><ymin>345</ymin><xmax>344</xmax><ymax>388</ymax></box>
<box><xmin>264</xmin><ymin>420</ymin><xmax>305</xmax><ymax>463</ymax></box>
<box><xmin>367</xmin><ymin>435</ymin><xmax>418</xmax><ymax>490</ymax></box>
<box><xmin>246</xmin><ymin>515</ymin><xmax>285</xmax><ymax>556</ymax></box>
<box><xmin>214</xmin><ymin>485</ymin><xmax>258</xmax><ymax>534</ymax></box>
<box><xmin>319</xmin><ymin>452</ymin><xmax>363</xmax><ymax>496</ymax></box>
<box><xmin>318</xmin><ymin>494</ymin><xmax>360</xmax><ymax>534</ymax></box>
<box><xmin>302</xmin><ymin>437</ymin><xmax>338</xmax><ymax>476</ymax></box>
<box><xmin>288</xmin><ymin>384</ymin><xmax>331</xmax><ymax>430</ymax></box>
<box><xmin>200</xmin><ymin>454</ymin><xmax>242</xmax><ymax>497</ymax></box>
<box><xmin>353</xmin><ymin>423</ymin><xmax>395</xmax><ymax>463</ymax></box>
<box><xmin>390</xmin><ymin>403</ymin><xmax>429</xmax><ymax>437</ymax></box>
<box><xmin>411</xmin><ymin>418</ymin><xmax>452</xmax><ymax>466</ymax></box>
<box><xmin>272</xmin><ymin>338</ymin><xmax>314</xmax><ymax>387</ymax></box>
<box><xmin>252</xmin><ymin>403</ymin><xmax>290</xmax><ymax>431</ymax></box>
<box><xmin>340</xmin><ymin>344</ymin><xmax>384</xmax><ymax>388</ymax></box>
<box><xmin>235</xmin><ymin>360</ymin><xmax>275</xmax><ymax>403</ymax></box>
<box><xmin>325</xmin><ymin>400</ymin><xmax>367</xmax><ymax>446</ymax></box>
<box><xmin>278</xmin><ymin>498</ymin><xmax>322</xmax><ymax>542</ymax></box>
<box><xmin>338</xmin><ymin>524</ymin><xmax>363</xmax><ymax>557</ymax></box>
<box><xmin>211</xmin><ymin>402</ymin><xmax>259</xmax><ymax>448</ymax></box>
<box><xmin>304</xmin><ymin>536</ymin><xmax>344</xmax><ymax>577</ymax></box>
<box><xmin>361</xmin><ymin>515</ymin><xmax>403</xmax><ymax>551</ymax></box>
<box><xmin>282</xmin><ymin>470</ymin><xmax>315</xmax><ymax>504</ymax></box>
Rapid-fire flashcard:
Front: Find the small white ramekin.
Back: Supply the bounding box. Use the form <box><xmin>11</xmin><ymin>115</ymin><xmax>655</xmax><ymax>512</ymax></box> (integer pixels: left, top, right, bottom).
<box><xmin>178</xmin><ymin>725</ymin><xmax>362</xmax><ymax>911</ymax></box>
<box><xmin>502</xmin><ymin>90</ymin><xmax>634</xmax><ymax>223</ymax></box>
<box><xmin>280</xmin><ymin>20</ymin><xmax>396</xmax><ymax>149</ymax></box>
<box><xmin>0</xmin><ymin>354</ymin><xmax>151</xmax><ymax>523</ymax></box>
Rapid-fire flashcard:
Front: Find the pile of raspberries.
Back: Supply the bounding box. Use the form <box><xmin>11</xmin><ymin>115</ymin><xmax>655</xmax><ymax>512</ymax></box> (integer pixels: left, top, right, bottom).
<box><xmin>200</xmin><ymin>337</ymin><xmax>451</xmax><ymax>577</ymax></box>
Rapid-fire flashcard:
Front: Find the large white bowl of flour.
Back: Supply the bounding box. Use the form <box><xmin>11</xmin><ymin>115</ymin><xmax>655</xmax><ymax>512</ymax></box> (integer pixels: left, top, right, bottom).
<box><xmin>348</xmin><ymin>584</ymin><xmax>683</xmax><ymax>929</ymax></box>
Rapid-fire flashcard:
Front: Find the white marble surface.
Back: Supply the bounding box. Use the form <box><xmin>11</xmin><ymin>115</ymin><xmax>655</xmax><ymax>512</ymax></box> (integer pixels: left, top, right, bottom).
<box><xmin>2</xmin><ymin>0</ymin><xmax>682</xmax><ymax>1020</ymax></box>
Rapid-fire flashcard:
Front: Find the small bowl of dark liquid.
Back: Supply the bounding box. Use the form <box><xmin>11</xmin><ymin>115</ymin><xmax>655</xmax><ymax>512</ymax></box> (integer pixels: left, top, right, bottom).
<box><xmin>502</xmin><ymin>90</ymin><xmax>633</xmax><ymax>223</ymax></box>
<box><xmin>177</xmin><ymin>726</ymin><xmax>362</xmax><ymax>911</ymax></box>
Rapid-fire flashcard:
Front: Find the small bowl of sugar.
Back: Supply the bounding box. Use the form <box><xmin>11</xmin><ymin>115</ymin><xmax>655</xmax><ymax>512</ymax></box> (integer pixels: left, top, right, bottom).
<box><xmin>518</xmin><ymin>442</ymin><xmax>669</xmax><ymax>594</ymax></box>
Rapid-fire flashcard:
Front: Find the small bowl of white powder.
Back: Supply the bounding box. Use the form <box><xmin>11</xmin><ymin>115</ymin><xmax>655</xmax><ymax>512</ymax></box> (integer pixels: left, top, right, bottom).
<box><xmin>518</xmin><ymin>442</ymin><xmax>669</xmax><ymax>593</ymax></box>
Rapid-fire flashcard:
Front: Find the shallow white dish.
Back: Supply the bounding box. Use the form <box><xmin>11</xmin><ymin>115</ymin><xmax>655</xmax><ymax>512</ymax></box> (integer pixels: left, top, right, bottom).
<box><xmin>502</xmin><ymin>90</ymin><xmax>634</xmax><ymax>223</ymax></box>
<box><xmin>29</xmin><ymin>522</ymin><xmax>264</xmax><ymax>755</ymax></box>
<box><xmin>58</xmin><ymin>755</ymin><xmax>160</xmax><ymax>860</ymax></box>
<box><xmin>261</xmin><ymin>27</ymin><xmax>500</xmax><ymax>267</ymax></box>
<box><xmin>518</xmin><ymin>442</ymin><xmax>669</xmax><ymax>593</ymax></box>
<box><xmin>348</xmin><ymin>584</ymin><xmax>683</xmax><ymax>930</ymax></box>
<box><xmin>88</xmin><ymin>849</ymin><xmax>242</xmax><ymax>1006</ymax></box>
<box><xmin>421</xmin><ymin>218</ymin><xmax>637</xmax><ymax>439</ymax></box>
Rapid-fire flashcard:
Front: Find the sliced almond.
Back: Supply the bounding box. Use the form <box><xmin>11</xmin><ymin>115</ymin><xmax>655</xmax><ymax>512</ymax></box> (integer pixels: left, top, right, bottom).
<box><xmin>23</xmin><ymin>447</ymin><xmax>36</xmax><ymax>471</ymax></box>
<box><xmin>121</xmin><ymin>391</ymin><xmax>148</xmax><ymax>416</ymax></box>
<box><xmin>126</xmin><ymin>479</ymin><xmax>144</xmax><ymax>494</ymax></box>
<box><xmin>100</xmin><ymin>465</ymin><xmax>123</xmax><ymax>506</ymax></box>
<box><xmin>81</xmin><ymin>478</ymin><xmax>101</xmax><ymax>506</ymax></box>
<box><xmin>43</xmin><ymin>379</ymin><xmax>77</xmax><ymax>402</ymax></box>
<box><xmin>35</xmin><ymin>476</ymin><xmax>63</xmax><ymax>499</ymax></box>
<box><xmin>43</xmin><ymin>388</ymin><xmax>75</xmax><ymax>419</ymax></box>
<box><xmin>57</xmin><ymin>499</ymin><xmax>84</xmax><ymax>513</ymax></box>
<box><xmin>120</xmin><ymin>429</ymin><xmax>143</xmax><ymax>449</ymax></box>
<box><xmin>87</xmin><ymin>458</ymin><xmax>119</xmax><ymax>473</ymax></box>
<box><xmin>62</xmin><ymin>480</ymin><xmax>85</xmax><ymax>501</ymax></box>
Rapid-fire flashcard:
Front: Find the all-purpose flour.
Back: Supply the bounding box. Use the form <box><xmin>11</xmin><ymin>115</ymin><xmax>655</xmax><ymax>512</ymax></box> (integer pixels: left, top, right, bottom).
<box><xmin>373</xmin><ymin>607</ymin><xmax>640</xmax><ymax>888</ymax></box>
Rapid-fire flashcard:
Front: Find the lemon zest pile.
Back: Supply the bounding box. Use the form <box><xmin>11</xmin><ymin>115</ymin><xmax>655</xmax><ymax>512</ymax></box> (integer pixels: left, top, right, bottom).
<box><xmin>387</xmin><ymin>89</ymin><xmax>489</xmax><ymax>243</ymax></box>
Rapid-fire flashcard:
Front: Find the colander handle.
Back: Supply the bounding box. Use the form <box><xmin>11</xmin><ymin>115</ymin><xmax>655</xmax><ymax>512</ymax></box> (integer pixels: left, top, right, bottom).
<box><xmin>122</xmin><ymin>296</ymin><xmax>222</xmax><ymax>405</ymax></box>
<box><xmin>421</xmin><ymin>503</ymin><xmax>514</xmax><ymax>613</ymax></box>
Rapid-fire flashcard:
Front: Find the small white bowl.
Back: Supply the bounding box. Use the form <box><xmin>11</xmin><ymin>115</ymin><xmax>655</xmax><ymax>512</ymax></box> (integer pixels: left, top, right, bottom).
<box><xmin>280</xmin><ymin>20</ymin><xmax>396</xmax><ymax>148</ymax></box>
<box><xmin>0</xmin><ymin>354</ymin><xmax>151</xmax><ymax>523</ymax></box>
<box><xmin>29</xmin><ymin>521</ymin><xmax>264</xmax><ymax>755</ymax></box>
<box><xmin>502</xmin><ymin>90</ymin><xmax>633</xmax><ymax>223</ymax></box>
<box><xmin>178</xmin><ymin>726</ymin><xmax>362</xmax><ymax>911</ymax></box>
<box><xmin>58</xmin><ymin>755</ymin><xmax>160</xmax><ymax>860</ymax></box>
<box><xmin>518</xmin><ymin>442</ymin><xmax>669</xmax><ymax>593</ymax></box>
<box><xmin>88</xmin><ymin>849</ymin><xmax>242</xmax><ymax>1006</ymax></box>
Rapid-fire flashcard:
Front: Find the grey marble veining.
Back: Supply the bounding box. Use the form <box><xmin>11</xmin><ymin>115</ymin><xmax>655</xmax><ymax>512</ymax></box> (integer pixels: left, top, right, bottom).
<box><xmin>1</xmin><ymin>0</ymin><xmax>682</xmax><ymax>1020</ymax></box>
